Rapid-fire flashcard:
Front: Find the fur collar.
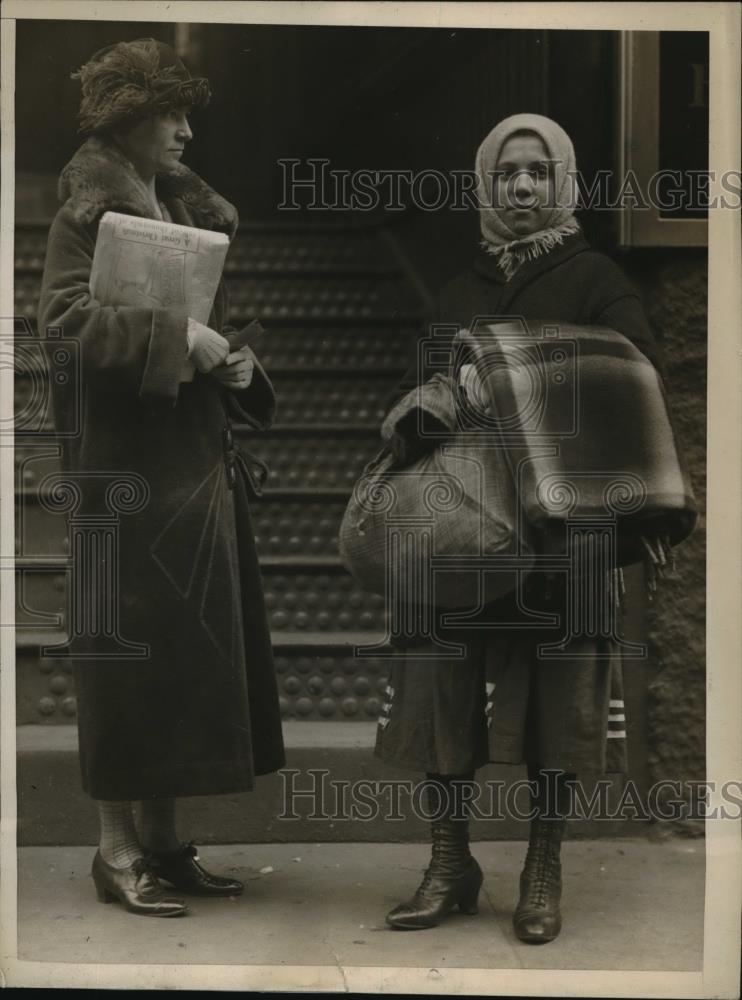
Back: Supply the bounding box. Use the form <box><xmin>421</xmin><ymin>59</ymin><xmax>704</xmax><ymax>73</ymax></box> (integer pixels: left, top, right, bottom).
<box><xmin>58</xmin><ymin>134</ymin><xmax>238</xmax><ymax>237</ymax></box>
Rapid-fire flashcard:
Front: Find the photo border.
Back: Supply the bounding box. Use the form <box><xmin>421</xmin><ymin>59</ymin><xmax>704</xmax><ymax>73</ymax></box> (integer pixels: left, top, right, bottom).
<box><xmin>1</xmin><ymin>2</ymin><xmax>739</xmax><ymax>995</ymax></box>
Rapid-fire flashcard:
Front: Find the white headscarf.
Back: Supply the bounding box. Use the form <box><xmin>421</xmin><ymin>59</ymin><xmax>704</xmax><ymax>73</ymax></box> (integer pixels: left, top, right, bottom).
<box><xmin>475</xmin><ymin>113</ymin><xmax>580</xmax><ymax>280</ymax></box>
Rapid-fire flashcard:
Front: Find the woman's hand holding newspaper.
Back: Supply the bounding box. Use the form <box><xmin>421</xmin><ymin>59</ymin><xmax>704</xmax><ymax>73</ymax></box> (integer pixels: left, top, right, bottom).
<box><xmin>187</xmin><ymin>317</ymin><xmax>230</xmax><ymax>373</ymax></box>
<box><xmin>209</xmin><ymin>348</ymin><xmax>255</xmax><ymax>391</ymax></box>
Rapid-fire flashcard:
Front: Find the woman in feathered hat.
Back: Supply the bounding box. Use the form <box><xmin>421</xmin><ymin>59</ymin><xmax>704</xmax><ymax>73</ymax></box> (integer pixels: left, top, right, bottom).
<box><xmin>377</xmin><ymin>114</ymin><xmax>668</xmax><ymax>943</ymax></box>
<box><xmin>38</xmin><ymin>38</ymin><xmax>285</xmax><ymax>917</ymax></box>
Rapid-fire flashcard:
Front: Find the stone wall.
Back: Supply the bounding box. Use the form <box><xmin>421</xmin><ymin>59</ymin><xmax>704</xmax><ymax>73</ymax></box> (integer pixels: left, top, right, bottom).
<box><xmin>624</xmin><ymin>250</ymin><xmax>708</xmax><ymax>833</ymax></box>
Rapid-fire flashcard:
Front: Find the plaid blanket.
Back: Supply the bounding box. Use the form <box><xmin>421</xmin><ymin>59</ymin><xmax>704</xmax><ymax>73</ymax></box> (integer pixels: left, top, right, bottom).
<box><xmin>461</xmin><ymin>323</ymin><xmax>697</xmax><ymax>565</ymax></box>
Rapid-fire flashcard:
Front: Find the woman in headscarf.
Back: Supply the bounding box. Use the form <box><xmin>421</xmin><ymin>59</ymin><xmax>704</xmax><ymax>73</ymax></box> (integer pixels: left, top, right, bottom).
<box><xmin>377</xmin><ymin>114</ymin><xmax>664</xmax><ymax>943</ymax></box>
<box><xmin>37</xmin><ymin>38</ymin><xmax>285</xmax><ymax>917</ymax></box>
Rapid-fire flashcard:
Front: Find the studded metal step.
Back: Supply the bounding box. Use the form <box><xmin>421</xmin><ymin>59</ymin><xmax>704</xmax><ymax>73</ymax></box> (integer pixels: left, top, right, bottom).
<box><xmin>16</xmin><ymin>633</ymin><xmax>396</xmax><ymax>725</ymax></box>
<box><xmin>243</xmin><ymin>430</ymin><xmax>380</xmax><ymax>491</ymax></box>
<box><xmin>16</xmin><ymin>222</ymin><xmax>398</xmax><ymax>278</ymax></box>
<box><xmin>258</xmin><ymin>326</ymin><xmax>415</xmax><ymax>369</ymax></box>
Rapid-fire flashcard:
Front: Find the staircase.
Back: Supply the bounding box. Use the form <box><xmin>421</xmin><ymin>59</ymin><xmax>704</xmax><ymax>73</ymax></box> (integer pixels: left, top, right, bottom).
<box><xmin>15</xmin><ymin>219</ymin><xmax>426</xmax><ymax>725</ymax></box>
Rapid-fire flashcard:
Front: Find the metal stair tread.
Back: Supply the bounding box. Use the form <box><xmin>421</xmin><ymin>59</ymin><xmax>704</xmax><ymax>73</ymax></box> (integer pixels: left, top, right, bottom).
<box><xmin>16</xmin><ymin>485</ymin><xmax>355</xmax><ymax>502</ymax></box>
<box><xmin>17</xmin><ymin>629</ymin><xmax>391</xmax><ymax>651</ymax></box>
<box><xmin>17</xmin><ymin>264</ymin><xmax>408</xmax><ymax>278</ymax></box>
<box><xmin>228</xmin><ymin>313</ymin><xmax>423</xmax><ymax>326</ymax></box>
<box><xmin>263</xmin><ymin>365</ymin><xmax>403</xmax><ymax>375</ymax></box>
<box><xmin>259</xmin><ymin>555</ymin><xmax>349</xmax><ymax>568</ymax></box>
<box><xmin>15</xmin><ymin>554</ymin><xmax>354</xmax><ymax>569</ymax></box>
<box><xmin>254</xmin><ymin>487</ymin><xmax>352</xmax><ymax>499</ymax></box>
<box><xmin>16</xmin><ymin>719</ymin><xmax>380</xmax><ymax>753</ymax></box>
<box><xmin>15</xmin><ymin>218</ymin><xmax>392</xmax><ymax>233</ymax></box>
<box><xmin>236</xmin><ymin>423</ymin><xmax>380</xmax><ymax>434</ymax></box>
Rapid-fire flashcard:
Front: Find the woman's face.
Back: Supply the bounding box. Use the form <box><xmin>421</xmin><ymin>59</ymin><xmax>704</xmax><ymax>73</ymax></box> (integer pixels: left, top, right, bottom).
<box><xmin>115</xmin><ymin>108</ymin><xmax>193</xmax><ymax>178</ymax></box>
<box><xmin>494</xmin><ymin>133</ymin><xmax>554</xmax><ymax>237</ymax></box>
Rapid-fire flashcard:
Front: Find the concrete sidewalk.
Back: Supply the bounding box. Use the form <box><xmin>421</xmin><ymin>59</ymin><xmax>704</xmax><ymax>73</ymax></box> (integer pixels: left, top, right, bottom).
<box><xmin>15</xmin><ymin>838</ymin><xmax>704</xmax><ymax>974</ymax></box>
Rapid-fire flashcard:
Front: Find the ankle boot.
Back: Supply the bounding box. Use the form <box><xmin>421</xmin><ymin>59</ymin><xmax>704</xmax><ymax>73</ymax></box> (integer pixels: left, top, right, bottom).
<box><xmin>386</xmin><ymin>822</ymin><xmax>483</xmax><ymax>930</ymax></box>
<box><xmin>386</xmin><ymin>773</ymin><xmax>482</xmax><ymax>930</ymax></box>
<box><xmin>513</xmin><ymin>818</ymin><xmax>565</xmax><ymax>943</ymax></box>
<box><xmin>513</xmin><ymin>766</ymin><xmax>572</xmax><ymax>943</ymax></box>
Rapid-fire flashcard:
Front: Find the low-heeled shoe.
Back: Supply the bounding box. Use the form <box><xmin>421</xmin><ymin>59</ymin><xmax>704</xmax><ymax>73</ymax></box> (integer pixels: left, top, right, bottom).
<box><xmin>148</xmin><ymin>842</ymin><xmax>244</xmax><ymax>897</ymax></box>
<box><xmin>92</xmin><ymin>851</ymin><xmax>188</xmax><ymax>917</ymax></box>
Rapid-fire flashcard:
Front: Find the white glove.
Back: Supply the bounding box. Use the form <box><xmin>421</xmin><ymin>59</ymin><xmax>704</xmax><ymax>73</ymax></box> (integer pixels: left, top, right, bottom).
<box><xmin>187</xmin><ymin>318</ymin><xmax>230</xmax><ymax>373</ymax></box>
<box><xmin>209</xmin><ymin>349</ymin><xmax>255</xmax><ymax>391</ymax></box>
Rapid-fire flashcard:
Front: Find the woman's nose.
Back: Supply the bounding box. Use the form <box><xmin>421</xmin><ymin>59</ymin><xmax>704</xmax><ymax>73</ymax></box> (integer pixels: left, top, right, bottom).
<box><xmin>176</xmin><ymin>116</ymin><xmax>193</xmax><ymax>142</ymax></box>
<box><xmin>512</xmin><ymin>170</ymin><xmax>535</xmax><ymax>201</ymax></box>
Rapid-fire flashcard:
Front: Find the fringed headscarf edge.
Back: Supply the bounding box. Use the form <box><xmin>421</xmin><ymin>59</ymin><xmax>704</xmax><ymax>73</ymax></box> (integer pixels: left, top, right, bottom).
<box><xmin>481</xmin><ymin>218</ymin><xmax>581</xmax><ymax>281</ymax></box>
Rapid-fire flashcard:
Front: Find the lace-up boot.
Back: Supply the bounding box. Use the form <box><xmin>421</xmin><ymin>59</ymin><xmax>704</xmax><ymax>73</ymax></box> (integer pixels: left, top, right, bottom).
<box><xmin>513</xmin><ymin>766</ymin><xmax>572</xmax><ymax>943</ymax></box>
<box><xmin>386</xmin><ymin>773</ymin><xmax>482</xmax><ymax>930</ymax></box>
<box><xmin>512</xmin><ymin>815</ymin><xmax>565</xmax><ymax>942</ymax></box>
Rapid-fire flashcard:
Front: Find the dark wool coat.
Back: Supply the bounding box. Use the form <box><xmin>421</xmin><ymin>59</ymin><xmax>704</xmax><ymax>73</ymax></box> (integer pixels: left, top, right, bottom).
<box><xmin>38</xmin><ymin>135</ymin><xmax>285</xmax><ymax>800</ymax></box>
<box><xmin>374</xmin><ymin>231</ymin><xmax>662</xmax><ymax>775</ymax></box>
<box><xmin>389</xmin><ymin>230</ymin><xmax>663</xmax><ymax>644</ymax></box>
<box><xmin>405</xmin><ymin>231</ymin><xmax>662</xmax><ymax>392</ymax></box>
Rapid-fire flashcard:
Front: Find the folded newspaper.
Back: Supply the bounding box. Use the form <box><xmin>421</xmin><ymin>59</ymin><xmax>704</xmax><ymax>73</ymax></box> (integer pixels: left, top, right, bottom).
<box><xmin>89</xmin><ymin>211</ymin><xmax>230</xmax><ymax>382</ymax></box>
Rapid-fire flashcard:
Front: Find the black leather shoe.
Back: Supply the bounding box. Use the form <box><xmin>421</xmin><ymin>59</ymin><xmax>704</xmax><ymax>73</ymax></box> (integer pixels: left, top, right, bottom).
<box><xmin>386</xmin><ymin>823</ymin><xmax>483</xmax><ymax>930</ymax></box>
<box><xmin>92</xmin><ymin>851</ymin><xmax>188</xmax><ymax>917</ymax></box>
<box><xmin>148</xmin><ymin>842</ymin><xmax>244</xmax><ymax>897</ymax></box>
<box><xmin>513</xmin><ymin>819</ymin><xmax>564</xmax><ymax>943</ymax></box>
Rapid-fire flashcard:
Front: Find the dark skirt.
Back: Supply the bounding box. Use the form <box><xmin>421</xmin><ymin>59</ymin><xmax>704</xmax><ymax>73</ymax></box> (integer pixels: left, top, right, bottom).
<box><xmin>375</xmin><ymin>575</ymin><xmax>629</xmax><ymax>776</ymax></box>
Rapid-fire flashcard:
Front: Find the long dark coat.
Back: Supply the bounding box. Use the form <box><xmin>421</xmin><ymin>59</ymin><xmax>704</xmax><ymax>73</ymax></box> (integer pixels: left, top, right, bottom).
<box><xmin>390</xmin><ymin>230</ymin><xmax>663</xmax><ymax>643</ymax></box>
<box><xmin>38</xmin><ymin>135</ymin><xmax>285</xmax><ymax>800</ymax></box>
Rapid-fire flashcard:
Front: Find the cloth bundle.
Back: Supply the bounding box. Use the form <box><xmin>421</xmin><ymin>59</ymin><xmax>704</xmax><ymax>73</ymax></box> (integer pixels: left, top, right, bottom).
<box><xmin>338</xmin><ymin>375</ymin><xmax>534</xmax><ymax>609</ymax></box>
<box><xmin>340</xmin><ymin>325</ymin><xmax>697</xmax><ymax>610</ymax></box>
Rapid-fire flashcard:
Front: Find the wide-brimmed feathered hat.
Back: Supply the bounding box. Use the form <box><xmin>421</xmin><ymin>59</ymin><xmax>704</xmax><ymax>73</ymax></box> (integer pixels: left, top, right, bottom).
<box><xmin>72</xmin><ymin>37</ymin><xmax>210</xmax><ymax>134</ymax></box>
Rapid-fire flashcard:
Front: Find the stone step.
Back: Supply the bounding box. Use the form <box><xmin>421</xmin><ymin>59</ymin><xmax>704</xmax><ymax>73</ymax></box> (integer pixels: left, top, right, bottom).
<box><xmin>16</xmin><ymin>723</ymin><xmax>643</xmax><ymax>846</ymax></box>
